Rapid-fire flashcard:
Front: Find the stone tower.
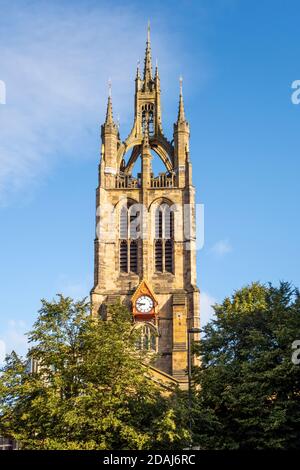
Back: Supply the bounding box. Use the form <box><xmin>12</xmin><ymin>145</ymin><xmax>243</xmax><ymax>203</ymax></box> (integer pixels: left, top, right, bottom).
<box><xmin>91</xmin><ymin>25</ymin><xmax>200</xmax><ymax>388</ymax></box>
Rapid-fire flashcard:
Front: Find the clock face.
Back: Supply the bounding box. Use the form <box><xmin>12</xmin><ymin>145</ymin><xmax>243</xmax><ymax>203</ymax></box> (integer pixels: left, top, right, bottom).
<box><xmin>136</xmin><ymin>295</ymin><xmax>154</xmax><ymax>313</ymax></box>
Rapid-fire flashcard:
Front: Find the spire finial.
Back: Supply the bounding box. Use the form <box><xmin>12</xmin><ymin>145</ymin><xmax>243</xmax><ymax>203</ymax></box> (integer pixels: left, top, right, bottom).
<box><xmin>155</xmin><ymin>58</ymin><xmax>160</xmax><ymax>81</ymax></box>
<box><xmin>177</xmin><ymin>75</ymin><xmax>186</xmax><ymax>123</ymax></box>
<box><xmin>179</xmin><ymin>75</ymin><xmax>183</xmax><ymax>96</ymax></box>
<box><xmin>143</xmin><ymin>21</ymin><xmax>153</xmax><ymax>87</ymax></box>
<box><xmin>136</xmin><ymin>60</ymin><xmax>141</xmax><ymax>79</ymax></box>
<box><xmin>105</xmin><ymin>79</ymin><xmax>115</xmax><ymax>126</ymax></box>
<box><xmin>108</xmin><ymin>77</ymin><xmax>112</xmax><ymax>97</ymax></box>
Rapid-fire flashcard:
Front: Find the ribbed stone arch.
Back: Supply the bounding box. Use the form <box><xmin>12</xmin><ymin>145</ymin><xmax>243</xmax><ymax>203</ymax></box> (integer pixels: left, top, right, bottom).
<box><xmin>148</xmin><ymin>196</ymin><xmax>175</xmax><ymax>212</ymax></box>
<box><xmin>117</xmin><ymin>133</ymin><xmax>174</xmax><ymax>172</ymax></box>
<box><xmin>124</xmin><ymin>145</ymin><xmax>173</xmax><ymax>175</ymax></box>
<box><xmin>113</xmin><ymin>196</ymin><xmax>139</xmax><ymax>212</ymax></box>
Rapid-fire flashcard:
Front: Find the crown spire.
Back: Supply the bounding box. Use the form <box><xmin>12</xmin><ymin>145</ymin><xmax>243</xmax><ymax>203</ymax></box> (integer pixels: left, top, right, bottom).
<box><xmin>105</xmin><ymin>79</ymin><xmax>115</xmax><ymax>125</ymax></box>
<box><xmin>136</xmin><ymin>60</ymin><xmax>141</xmax><ymax>79</ymax></box>
<box><xmin>177</xmin><ymin>76</ymin><xmax>186</xmax><ymax>123</ymax></box>
<box><xmin>155</xmin><ymin>58</ymin><xmax>159</xmax><ymax>79</ymax></box>
<box><xmin>143</xmin><ymin>21</ymin><xmax>153</xmax><ymax>88</ymax></box>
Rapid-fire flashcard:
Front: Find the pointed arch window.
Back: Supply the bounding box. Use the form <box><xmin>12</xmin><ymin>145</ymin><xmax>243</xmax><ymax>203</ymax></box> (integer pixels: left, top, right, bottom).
<box><xmin>134</xmin><ymin>323</ymin><xmax>157</xmax><ymax>352</ymax></box>
<box><xmin>130</xmin><ymin>241</ymin><xmax>138</xmax><ymax>273</ymax></box>
<box><xmin>119</xmin><ymin>202</ymin><xmax>140</xmax><ymax>274</ymax></box>
<box><xmin>120</xmin><ymin>206</ymin><xmax>128</xmax><ymax>239</ymax></box>
<box><xmin>155</xmin><ymin>240</ymin><xmax>163</xmax><ymax>272</ymax></box>
<box><xmin>120</xmin><ymin>240</ymin><xmax>128</xmax><ymax>273</ymax></box>
<box><xmin>154</xmin><ymin>203</ymin><xmax>174</xmax><ymax>274</ymax></box>
<box><xmin>165</xmin><ymin>239</ymin><xmax>173</xmax><ymax>273</ymax></box>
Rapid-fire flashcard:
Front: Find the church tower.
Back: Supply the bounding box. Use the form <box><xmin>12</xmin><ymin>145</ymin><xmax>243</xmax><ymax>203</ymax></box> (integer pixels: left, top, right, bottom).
<box><xmin>91</xmin><ymin>25</ymin><xmax>200</xmax><ymax>388</ymax></box>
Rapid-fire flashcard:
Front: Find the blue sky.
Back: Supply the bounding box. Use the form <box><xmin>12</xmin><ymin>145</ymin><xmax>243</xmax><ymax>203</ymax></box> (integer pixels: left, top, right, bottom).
<box><xmin>0</xmin><ymin>0</ymin><xmax>300</xmax><ymax>361</ymax></box>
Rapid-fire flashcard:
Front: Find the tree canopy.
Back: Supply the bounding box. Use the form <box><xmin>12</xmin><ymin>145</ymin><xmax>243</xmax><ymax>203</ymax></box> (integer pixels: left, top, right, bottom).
<box><xmin>192</xmin><ymin>282</ymin><xmax>300</xmax><ymax>449</ymax></box>
<box><xmin>1</xmin><ymin>282</ymin><xmax>299</xmax><ymax>450</ymax></box>
<box><xmin>0</xmin><ymin>296</ymin><xmax>189</xmax><ymax>450</ymax></box>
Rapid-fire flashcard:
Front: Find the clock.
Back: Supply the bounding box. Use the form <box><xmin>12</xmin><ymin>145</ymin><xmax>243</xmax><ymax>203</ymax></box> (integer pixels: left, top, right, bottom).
<box><xmin>136</xmin><ymin>295</ymin><xmax>154</xmax><ymax>313</ymax></box>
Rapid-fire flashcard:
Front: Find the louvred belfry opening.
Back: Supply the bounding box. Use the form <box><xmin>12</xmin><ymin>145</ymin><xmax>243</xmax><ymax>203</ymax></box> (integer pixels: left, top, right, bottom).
<box><xmin>154</xmin><ymin>203</ymin><xmax>174</xmax><ymax>274</ymax></box>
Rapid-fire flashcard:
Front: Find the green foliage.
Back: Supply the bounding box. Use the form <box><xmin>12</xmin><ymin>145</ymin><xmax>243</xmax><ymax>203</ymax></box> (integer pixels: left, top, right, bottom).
<box><xmin>0</xmin><ymin>296</ymin><xmax>189</xmax><ymax>450</ymax></box>
<box><xmin>193</xmin><ymin>282</ymin><xmax>300</xmax><ymax>449</ymax></box>
<box><xmin>4</xmin><ymin>283</ymin><xmax>298</xmax><ymax>450</ymax></box>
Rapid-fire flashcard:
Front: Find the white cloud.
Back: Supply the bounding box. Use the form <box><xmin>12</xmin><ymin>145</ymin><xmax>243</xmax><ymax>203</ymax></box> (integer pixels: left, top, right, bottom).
<box><xmin>56</xmin><ymin>274</ymin><xmax>92</xmax><ymax>299</ymax></box>
<box><xmin>0</xmin><ymin>79</ymin><xmax>6</xmax><ymax>104</ymax></box>
<box><xmin>0</xmin><ymin>3</ymin><xmax>183</xmax><ymax>205</ymax></box>
<box><xmin>200</xmin><ymin>292</ymin><xmax>217</xmax><ymax>327</ymax></box>
<box><xmin>211</xmin><ymin>239</ymin><xmax>232</xmax><ymax>256</ymax></box>
<box><xmin>0</xmin><ymin>320</ymin><xmax>28</xmax><ymax>364</ymax></box>
<box><xmin>0</xmin><ymin>340</ymin><xmax>6</xmax><ymax>363</ymax></box>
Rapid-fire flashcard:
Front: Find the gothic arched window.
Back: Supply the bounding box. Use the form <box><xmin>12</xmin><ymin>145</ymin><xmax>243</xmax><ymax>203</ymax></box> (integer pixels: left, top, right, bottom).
<box><xmin>120</xmin><ymin>240</ymin><xmax>128</xmax><ymax>273</ymax></box>
<box><xmin>120</xmin><ymin>206</ymin><xmax>128</xmax><ymax>239</ymax></box>
<box><xmin>119</xmin><ymin>202</ymin><xmax>140</xmax><ymax>274</ymax></box>
<box><xmin>154</xmin><ymin>240</ymin><xmax>163</xmax><ymax>272</ymax></box>
<box><xmin>165</xmin><ymin>239</ymin><xmax>173</xmax><ymax>273</ymax></box>
<box><xmin>154</xmin><ymin>203</ymin><xmax>174</xmax><ymax>273</ymax></box>
<box><xmin>130</xmin><ymin>241</ymin><xmax>138</xmax><ymax>273</ymax></box>
<box><xmin>135</xmin><ymin>323</ymin><xmax>157</xmax><ymax>352</ymax></box>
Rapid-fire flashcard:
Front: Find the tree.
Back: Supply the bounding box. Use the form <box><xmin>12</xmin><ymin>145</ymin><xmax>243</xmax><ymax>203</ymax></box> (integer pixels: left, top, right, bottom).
<box><xmin>192</xmin><ymin>282</ymin><xmax>300</xmax><ymax>449</ymax></box>
<box><xmin>0</xmin><ymin>296</ymin><xmax>189</xmax><ymax>449</ymax></box>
